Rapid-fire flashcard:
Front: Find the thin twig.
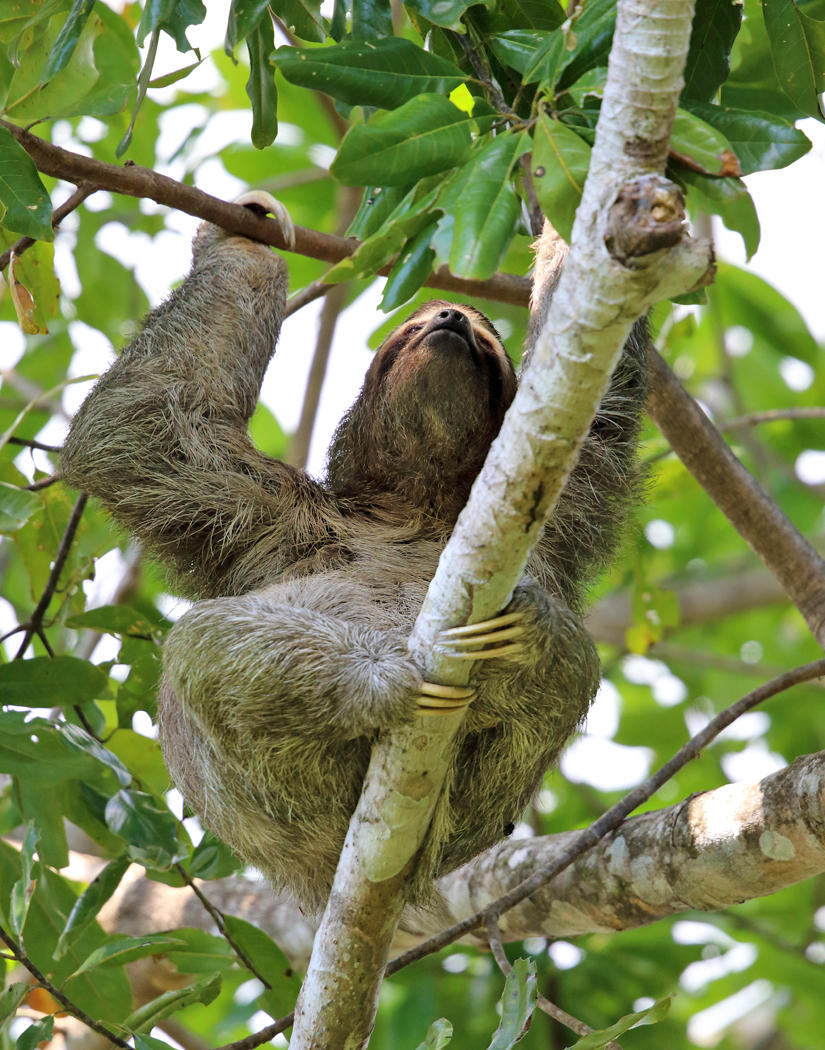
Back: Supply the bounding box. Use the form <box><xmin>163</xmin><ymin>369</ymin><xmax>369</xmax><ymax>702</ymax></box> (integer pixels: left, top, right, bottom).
<box><xmin>0</xmin><ymin>183</ymin><xmax>96</xmax><ymax>272</ymax></box>
<box><xmin>0</xmin><ymin>922</ymin><xmax>130</xmax><ymax>1049</ymax></box>
<box><xmin>486</xmin><ymin>915</ymin><xmax>623</xmax><ymax>1048</ymax></box>
<box><xmin>214</xmin><ymin>1014</ymin><xmax>294</xmax><ymax>1050</ymax></box>
<box><xmin>7</xmin><ymin>436</ymin><xmax>62</xmax><ymax>454</ymax></box>
<box><xmin>387</xmin><ymin>658</ymin><xmax>825</xmax><ymax>973</ymax></box>
<box><xmin>285</xmin><ymin>278</ymin><xmax>335</xmax><ymax>317</ymax></box>
<box><xmin>722</xmin><ymin>407</ymin><xmax>825</xmax><ymax>430</ymax></box>
<box><xmin>12</xmin><ymin>492</ymin><xmax>87</xmax><ymax>658</ymax></box>
<box><xmin>173</xmin><ymin>863</ymin><xmax>272</xmax><ymax>989</ymax></box>
<box><xmin>25</xmin><ymin>473</ymin><xmax>59</xmax><ymax>491</ymax></box>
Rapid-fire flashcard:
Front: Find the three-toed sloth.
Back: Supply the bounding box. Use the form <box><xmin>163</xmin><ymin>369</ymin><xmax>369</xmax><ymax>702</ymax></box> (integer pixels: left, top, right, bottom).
<box><xmin>62</xmin><ymin>194</ymin><xmax>646</xmax><ymax>910</ymax></box>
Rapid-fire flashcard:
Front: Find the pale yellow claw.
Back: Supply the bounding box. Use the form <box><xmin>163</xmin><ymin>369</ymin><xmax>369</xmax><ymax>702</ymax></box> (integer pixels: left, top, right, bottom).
<box><xmin>437</xmin><ymin>611</ymin><xmax>527</xmax><ymax>662</ymax></box>
<box><xmin>235</xmin><ymin>190</ymin><xmax>296</xmax><ymax>250</ymax></box>
<box><xmin>439</xmin><ymin>612</ymin><xmax>523</xmax><ymax>637</ymax></box>
<box><xmin>416</xmin><ymin>681</ymin><xmax>476</xmax><ymax>715</ymax></box>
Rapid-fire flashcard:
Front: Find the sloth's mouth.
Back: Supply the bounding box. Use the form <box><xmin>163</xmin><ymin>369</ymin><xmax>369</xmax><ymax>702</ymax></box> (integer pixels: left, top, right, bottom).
<box><xmin>425</xmin><ymin>317</ymin><xmax>479</xmax><ymax>355</ymax></box>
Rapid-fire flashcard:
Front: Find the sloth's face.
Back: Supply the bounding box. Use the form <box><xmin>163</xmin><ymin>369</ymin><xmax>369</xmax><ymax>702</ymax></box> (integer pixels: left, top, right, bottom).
<box><xmin>370</xmin><ymin>300</ymin><xmax>516</xmax><ymax>428</ymax></box>
<box><xmin>326</xmin><ymin>301</ymin><xmax>517</xmax><ymax>514</ymax></box>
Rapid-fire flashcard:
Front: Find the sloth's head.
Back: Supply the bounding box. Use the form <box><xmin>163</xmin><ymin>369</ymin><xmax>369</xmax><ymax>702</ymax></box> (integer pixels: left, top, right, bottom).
<box><xmin>326</xmin><ymin>301</ymin><xmax>517</xmax><ymax>522</ymax></box>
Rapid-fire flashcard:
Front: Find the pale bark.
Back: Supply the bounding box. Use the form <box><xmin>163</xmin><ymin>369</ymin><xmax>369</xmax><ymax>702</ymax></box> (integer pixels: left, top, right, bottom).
<box><xmin>291</xmin><ymin>1</ymin><xmax>710</xmax><ymax>1045</ymax></box>
<box><xmin>76</xmin><ymin>750</ymin><xmax>825</xmax><ymax>961</ymax></box>
<box><xmin>401</xmin><ymin>751</ymin><xmax>825</xmax><ymax>946</ymax></box>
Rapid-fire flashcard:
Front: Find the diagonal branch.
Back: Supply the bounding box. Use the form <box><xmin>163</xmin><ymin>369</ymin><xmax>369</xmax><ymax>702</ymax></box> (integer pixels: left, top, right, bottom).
<box><xmin>291</xmin><ymin>0</ymin><xmax>710</xmax><ymax>1045</ymax></box>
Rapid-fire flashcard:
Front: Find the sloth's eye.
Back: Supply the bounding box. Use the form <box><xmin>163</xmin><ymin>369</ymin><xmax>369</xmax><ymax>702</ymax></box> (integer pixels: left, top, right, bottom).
<box><xmin>406</xmin><ymin>324</ymin><xmax>423</xmax><ymax>334</ymax></box>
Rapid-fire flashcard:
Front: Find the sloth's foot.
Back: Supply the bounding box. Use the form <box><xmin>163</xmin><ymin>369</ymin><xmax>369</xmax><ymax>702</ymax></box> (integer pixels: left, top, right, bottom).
<box><xmin>236</xmin><ymin>190</ymin><xmax>296</xmax><ymax>249</ymax></box>
<box><xmin>437</xmin><ymin>611</ymin><xmax>526</xmax><ymax>661</ymax></box>
<box><xmin>416</xmin><ymin>681</ymin><xmax>476</xmax><ymax>715</ymax></box>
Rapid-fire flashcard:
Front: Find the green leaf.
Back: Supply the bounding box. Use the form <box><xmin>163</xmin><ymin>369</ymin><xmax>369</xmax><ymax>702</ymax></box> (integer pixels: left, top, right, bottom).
<box><xmin>134</xmin><ymin>1037</ymin><xmax>175</xmax><ymax>1050</ymax></box>
<box><xmin>276</xmin><ymin>39</ymin><xmax>465</xmax><ymax>110</ymax></box>
<box><xmin>348</xmin><ymin>186</ymin><xmax>412</xmax><ymax>240</ymax></box>
<box><xmin>556</xmin><ymin>0</ymin><xmax>617</xmax><ymax>91</ymax></box>
<box><xmin>682</xmin><ymin>0</ymin><xmax>744</xmax><ymax>101</ymax></box>
<box><xmin>164</xmin><ymin>927</ymin><xmax>237</xmax><ymax>974</ymax></box>
<box><xmin>3</xmin><ymin>12</ymin><xmax>101</xmax><ymax>123</ymax></box>
<box><xmin>352</xmin><ymin>0</ymin><xmax>394</xmax><ymax>38</ymax></box>
<box><xmin>567</xmin><ymin>995</ymin><xmax>671</xmax><ymax>1048</ymax></box>
<box><xmin>712</xmin><ymin>261</ymin><xmax>820</xmax><ymax>365</ymax></box>
<box><xmin>189</xmin><ymin>832</ymin><xmax>243</xmax><ymax>880</ymax></box>
<box><xmin>104</xmin><ymin>788</ymin><xmax>186</xmax><ymax>869</ymax></box>
<box><xmin>332</xmin><ymin>94</ymin><xmax>473</xmax><ymax>186</ymax></box>
<box><xmin>0</xmin><ymin>482</ymin><xmax>42</xmax><ymax>533</ymax></box>
<box><xmin>0</xmin><ymin>984</ymin><xmax>28</xmax><ymax>1024</ymax></box>
<box><xmin>405</xmin><ymin>0</ymin><xmax>485</xmax><ymax>29</ymax></box>
<box><xmin>415</xmin><ymin>1018</ymin><xmax>454</xmax><ymax>1050</ymax></box>
<box><xmin>0</xmin><ymin>234</ymin><xmax>60</xmax><ymax>331</ymax></box>
<box><xmin>55</xmin><ymin>855</ymin><xmax>131</xmax><ymax>960</ymax></box>
<box><xmin>71</xmin><ymin>933</ymin><xmax>189</xmax><ymax>977</ymax></box>
<box><xmin>485</xmin><ymin>958</ymin><xmax>537</xmax><ymax>1050</ymax></box>
<box><xmin>124</xmin><ymin>974</ymin><xmax>222</xmax><ymax>1031</ymax></box>
<box><xmin>670</xmin><ymin>108</ymin><xmax>739</xmax><ymax>176</ymax></box>
<box><xmin>763</xmin><ymin>0</ymin><xmax>825</xmax><ymax>118</ymax></box>
<box><xmin>10</xmin><ymin>822</ymin><xmax>38</xmax><ymax>937</ymax></box>
<box><xmin>328</xmin><ymin>183</ymin><xmax>441</xmax><ymax>280</ymax></box>
<box><xmin>40</xmin><ymin>0</ymin><xmax>96</xmax><ymax>82</ymax></box>
<box><xmin>381</xmin><ymin>223</ymin><xmax>438</xmax><ymax>311</ymax></box>
<box><xmin>680</xmin><ymin>170</ymin><xmax>761</xmax><ymax>259</ymax></box>
<box><xmin>0</xmin><ymin>127</ymin><xmax>52</xmax><ymax>239</ymax></box>
<box><xmin>446</xmin><ymin>132</ymin><xmax>528</xmax><ymax>280</ymax></box>
<box><xmin>16</xmin><ymin>1016</ymin><xmax>53</xmax><ymax>1050</ymax></box>
<box><xmin>246</xmin><ymin>15</ymin><xmax>277</xmax><ymax>148</ymax></box>
<box><xmin>0</xmin><ymin>656</ymin><xmax>108</xmax><ymax>707</ymax></box>
<box><xmin>137</xmin><ymin>0</ymin><xmax>206</xmax><ymax>52</ymax></box>
<box><xmin>684</xmin><ymin>102</ymin><xmax>813</xmax><ymax>174</ymax></box>
<box><xmin>489</xmin><ymin>30</ymin><xmax>564</xmax><ymax>86</ymax></box>
<box><xmin>222</xmin><ymin>914</ymin><xmax>302</xmax><ymax>1017</ymax></box>
<box><xmin>270</xmin><ymin>0</ymin><xmax>326</xmax><ymax>42</ymax></box>
<box><xmin>531</xmin><ymin>113</ymin><xmax>591</xmax><ymax>243</ymax></box>
<box><xmin>225</xmin><ymin>0</ymin><xmax>270</xmax><ymax>53</ymax></box>
<box><xmin>482</xmin><ymin>0</ymin><xmax>566</xmax><ymax>32</ymax></box>
<box><xmin>66</xmin><ymin>604</ymin><xmax>161</xmax><ymax>638</ymax></box>
<box><xmin>61</xmin><ymin>723</ymin><xmax>133</xmax><ymax>786</ymax></box>
<box><xmin>55</xmin><ymin>852</ymin><xmax>130</xmax><ymax>961</ymax></box>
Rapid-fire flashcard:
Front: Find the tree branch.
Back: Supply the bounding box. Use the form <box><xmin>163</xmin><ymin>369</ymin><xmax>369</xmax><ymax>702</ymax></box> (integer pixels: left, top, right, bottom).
<box><xmin>389</xmin><ymin>657</ymin><xmax>825</xmax><ymax>970</ymax></box>
<box><xmin>403</xmin><ymin>749</ymin><xmax>825</xmax><ymax>946</ymax></box>
<box><xmin>0</xmin><ymin>118</ymin><xmax>529</xmax><ymax>305</ymax></box>
<box><xmin>646</xmin><ymin>348</ymin><xmax>825</xmax><ymax>646</ymax></box>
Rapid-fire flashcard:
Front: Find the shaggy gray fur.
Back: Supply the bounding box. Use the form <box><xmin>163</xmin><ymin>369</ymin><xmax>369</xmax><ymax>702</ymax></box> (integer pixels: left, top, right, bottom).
<box><xmin>62</xmin><ymin>214</ymin><xmax>645</xmax><ymax>911</ymax></box>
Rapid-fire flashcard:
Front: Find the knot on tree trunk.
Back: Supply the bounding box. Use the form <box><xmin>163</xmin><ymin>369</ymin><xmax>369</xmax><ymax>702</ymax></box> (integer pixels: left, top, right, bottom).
<box><xmin>604</xmin><ymin>174</ymin><xmax>686</xmax><ymax>265</ymax></box>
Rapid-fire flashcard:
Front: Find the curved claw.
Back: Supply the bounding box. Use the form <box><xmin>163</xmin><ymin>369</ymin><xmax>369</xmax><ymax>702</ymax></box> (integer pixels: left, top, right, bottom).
<box><xmin>416</xmin><ymin>681</ymin><xmax>476</xmax><ymax>715</ymax></box>
<box><xmin>235</xmin><ymin>190</ymin><xmax>296</xmax><ymax>250</ymax></box>
<box><xmin>437</xmin><ymin>611</ymin><xmax>528</xmax><ymax>662</ymax></box>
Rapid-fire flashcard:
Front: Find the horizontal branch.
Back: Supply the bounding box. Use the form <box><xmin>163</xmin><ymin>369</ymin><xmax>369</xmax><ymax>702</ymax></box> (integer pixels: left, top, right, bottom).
<box><xmin>400</xmin><ymin>749</ymin><xmax>825</xmax><ymax>945</ymax></box>
<box><xmin>587</xmin><ymin>565</ymin><xmax>789</xmax><ymax>645</ymax></box>
<box><xmin>89</xmin><ymin>747</ymin><xmax>825</xmax><ymax>955</ymax></box>
<box><xmin>0</xmin><ymin>120</ymin><xmax>528</xmax><ymax>305</ymax></box>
